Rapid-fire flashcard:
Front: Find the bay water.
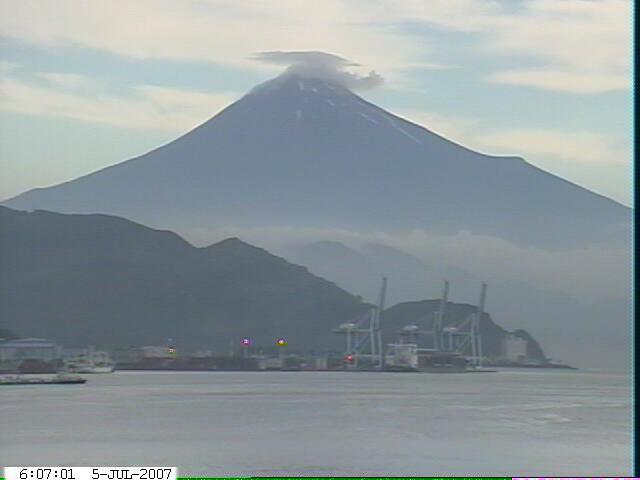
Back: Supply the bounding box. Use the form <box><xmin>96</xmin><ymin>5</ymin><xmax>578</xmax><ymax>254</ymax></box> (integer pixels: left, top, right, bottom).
<box><xmin>0</xmin><ymin>369</ymin><xmax>631</xmax><ymax>476</ymax></box>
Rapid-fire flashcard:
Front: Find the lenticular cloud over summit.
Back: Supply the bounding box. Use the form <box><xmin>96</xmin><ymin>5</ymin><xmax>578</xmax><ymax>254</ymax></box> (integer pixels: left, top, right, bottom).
<box><xmin>254</xmin><ymin>51</ymin><xmax>384</xmax><ymax>90</ymax></box>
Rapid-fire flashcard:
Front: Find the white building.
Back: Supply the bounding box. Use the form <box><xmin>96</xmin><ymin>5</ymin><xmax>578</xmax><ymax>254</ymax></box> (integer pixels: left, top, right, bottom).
<box><xmin>139</xmin><ymin>345</ymin><xmax>174</xmax><ymax>358</ymax></box>
<box><xmin>0</xmin><ymin>338</ymin><xmax>62</xmax><ymax>363</ymax></box>
<box><xmin>502</xmin><ymin>334</ymin><xmax>528</xmax><ymax>362</ymax></box>
<box><xmin>257</xmin><ymin>357</ymin><xmax>283</xmax><ymax>370</ymax></box>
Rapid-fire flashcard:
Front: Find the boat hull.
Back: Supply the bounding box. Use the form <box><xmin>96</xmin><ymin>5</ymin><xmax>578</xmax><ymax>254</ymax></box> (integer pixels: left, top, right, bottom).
<box><xmin>1</xmin><ymin>379</ymin><xmax>87</xmax><ymax>385</ymax></box>
<box><xmin>418</xmin><ymin>366</ymin><xmax>470</xmax><ymax>373</ymax></box>
<box><xmin>67</xmin><ymin>366</ymin><xmax>114</xmax><ymax>374</ymax></box>
<box><xmin>1</xmin><ymin>375</ymin><xmax>87</xmax><ymax>385</ymax></box>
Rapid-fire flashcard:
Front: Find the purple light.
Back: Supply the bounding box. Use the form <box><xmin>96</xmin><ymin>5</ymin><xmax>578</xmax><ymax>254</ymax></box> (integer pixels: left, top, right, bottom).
<box><xmin>241</xmin><ymin>337</ymin><xmax>251</xmax><ymax>346</ymax></box>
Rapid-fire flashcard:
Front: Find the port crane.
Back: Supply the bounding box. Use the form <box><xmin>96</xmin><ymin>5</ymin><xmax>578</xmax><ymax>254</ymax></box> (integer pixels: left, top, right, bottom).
<box><xmin>334</xmin><ymin>277</ymin><xmax>387</xmax><ymax>369</ymax></box>
<box><xmin>395</xmin><ymin>280</ymin><xmax>488</xmax><ymax>367</ymax></box>
<box><xmin>436</xmin><ymin>282</ymin><xmax>487</xmax><ymax>367</ymax></box>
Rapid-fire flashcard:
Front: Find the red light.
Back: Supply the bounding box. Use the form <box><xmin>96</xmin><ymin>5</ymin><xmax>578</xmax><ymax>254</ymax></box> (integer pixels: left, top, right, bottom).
<box><xmin>345</xmin><ymin>354</ymin><xmax>354</xmax><ymax>362</ymax></box>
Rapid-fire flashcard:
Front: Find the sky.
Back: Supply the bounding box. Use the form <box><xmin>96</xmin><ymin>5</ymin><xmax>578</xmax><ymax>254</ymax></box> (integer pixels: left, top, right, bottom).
<box><xmin>0</xmin><ymin>0</ymin><xmax>632</xmax><ymax>205</ymax></box>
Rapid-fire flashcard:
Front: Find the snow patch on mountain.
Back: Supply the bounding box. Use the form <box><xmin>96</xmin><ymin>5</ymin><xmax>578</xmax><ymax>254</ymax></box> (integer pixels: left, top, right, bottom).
<box><xmin>387</xmin><ymin>117</ymin><xmax>422</xmax><ymax>144</ymax></box>
<box><xmin>359</xmin><ymin>112</ymin><xmax>378</xmax><ymax>124</ymax></box>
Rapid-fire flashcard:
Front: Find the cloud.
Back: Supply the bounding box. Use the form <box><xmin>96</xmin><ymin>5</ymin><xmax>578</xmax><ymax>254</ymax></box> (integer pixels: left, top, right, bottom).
<box><xmin>479</xmin><ymin>0</ymin><xmax>629</xmax><ymax>93</ymax></box>
<box><xmin>36</xmin><ymin>72</ymin><xmax>96</xmax><ymax>90</ymax></box>
<box><xmin>0</xmin><ymin>0</ymin><xmax>629</xmax><ymax>94</ymax></box>
<box><xmin>395</xmin><ymin>107</ymin><xmax>627</xmax><ymax>166</ymax></box>
<box><xmin>254</xmin><ymin>51</ymin><xmax>383</xmax><ymax>90</ymax></box>
<box><xmin>0</xmin><ymin>0</ymin><xmax>419</xmax><ymax>76</ymax></box>
<box><xmin>489</xmin><ymin>69</ymin><xmax>629</xmax><ymax>94</ymax></box>
<box><xmin>0</xmin><ymin>61</ymin><xmax>19</xmax><ymax>74</ymax></box>
<box><xmin>0</xmin><ymin>74</ymin><xmax>238</xmax><ymax>131</ymax></box>
<box><xmin>406</xmin><ymin>62</ymin><xmax>459</xmax><ymax>71</ymax></box>
<box><xmin>479</xmin><ymin>130</ymin><xmax>628</xmax><ymax>166</ymax></box>
<box><xmin>181</xmin><ymin>224</ymin><xmax>630</xmax><ymax>303</ymax></box>
<box><xmin>386</xmin><ymin>0</ymin><xmax>630</xmax><ymax>94</ymax></box>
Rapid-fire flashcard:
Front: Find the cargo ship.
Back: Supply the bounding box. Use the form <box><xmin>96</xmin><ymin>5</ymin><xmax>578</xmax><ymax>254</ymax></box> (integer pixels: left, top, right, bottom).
<box><xmin>385</xmin><ymin>344</ymin><xmax>473</xmax><ymax>373</ymax></box>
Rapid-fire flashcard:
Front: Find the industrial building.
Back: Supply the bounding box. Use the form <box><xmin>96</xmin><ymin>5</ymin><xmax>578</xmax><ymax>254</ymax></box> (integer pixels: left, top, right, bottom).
<box><xmin>0</xmin><ymin>337</ymin><xmax>63</xmax><ymax>372</ymax></box>
<box><xmin>0</xmin><ymin>337</ymin><xmax>62</xmax><ymax>362</ymax></box>
<box><xmin>502</xmin><ymin>334</ymin><xmax>528</xmax><ymax>363</ymax></box>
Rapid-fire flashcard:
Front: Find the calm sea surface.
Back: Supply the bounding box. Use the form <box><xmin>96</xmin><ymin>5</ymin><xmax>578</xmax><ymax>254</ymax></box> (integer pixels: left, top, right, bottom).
<box><xmin>0</xmin><ymin>369</ymin><xmax>631</xmax><ymax>476</ymax></box>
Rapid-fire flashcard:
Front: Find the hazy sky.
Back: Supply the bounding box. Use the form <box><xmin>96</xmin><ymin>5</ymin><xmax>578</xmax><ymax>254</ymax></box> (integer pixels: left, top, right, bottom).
<box><xmin>0</xmin><ymin>0</ymin><xmax>631</xmax><ymax>205</ymax></box>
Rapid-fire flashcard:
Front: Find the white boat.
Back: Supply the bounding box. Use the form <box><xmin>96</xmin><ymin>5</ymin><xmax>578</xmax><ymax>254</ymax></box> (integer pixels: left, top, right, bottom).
<box><xmin>65</xmin><ymin>350</ymin><xmax>115</xmax><ymax>373</ymax></box>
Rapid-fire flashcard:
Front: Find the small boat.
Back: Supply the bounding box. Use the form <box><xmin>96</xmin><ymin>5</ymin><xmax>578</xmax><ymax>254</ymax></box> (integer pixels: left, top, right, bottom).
<box><xmin>0</xmin><ymin>373</ymin><xmax>87</xmax><ymax>385</ymax></box>
<box><xmin>65</xmin><ymin>350</ymin><xmax>115</xmax><ymax>373</ymax></box>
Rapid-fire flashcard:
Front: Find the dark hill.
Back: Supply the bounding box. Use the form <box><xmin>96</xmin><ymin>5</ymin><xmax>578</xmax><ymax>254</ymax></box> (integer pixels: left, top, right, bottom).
<box><xmin>0</xmin><ymin>206</ymin><xmax>545</xmax><ymax>359</ymax></box>
<box><xmin>0</xmin><ymin>206</ymin><xmax>368</xmax><ymax>351</ymax></box>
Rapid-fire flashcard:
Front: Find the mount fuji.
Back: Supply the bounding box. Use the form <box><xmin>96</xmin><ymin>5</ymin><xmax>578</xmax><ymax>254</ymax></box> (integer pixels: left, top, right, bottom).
<box><xmin>2</xmin><ymin>71</ymin><xmax>630</xmax><ymax>249</ymax></box>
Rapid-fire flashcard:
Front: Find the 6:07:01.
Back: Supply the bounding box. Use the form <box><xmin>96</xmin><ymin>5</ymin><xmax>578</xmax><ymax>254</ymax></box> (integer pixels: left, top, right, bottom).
<box><xmin>20</xmin><ymin>469</ymin><xmax>76</xmax><ymax>480</ymax></box>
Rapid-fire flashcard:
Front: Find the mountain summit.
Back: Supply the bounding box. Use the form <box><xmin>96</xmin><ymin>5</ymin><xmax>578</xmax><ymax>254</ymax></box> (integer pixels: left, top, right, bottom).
<box><xmin>3</xmin><ymin>68</ymin><xmax>630</xmax><ymax>248</ymax></box>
